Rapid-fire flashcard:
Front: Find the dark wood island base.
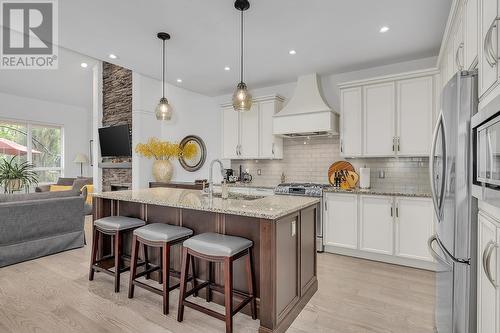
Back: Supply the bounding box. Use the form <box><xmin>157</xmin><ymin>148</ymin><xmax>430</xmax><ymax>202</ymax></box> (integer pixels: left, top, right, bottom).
<box><xmin>93</xmin><ymin>195</ymin><xmax>319</xmax><ymax>333</ymax></box>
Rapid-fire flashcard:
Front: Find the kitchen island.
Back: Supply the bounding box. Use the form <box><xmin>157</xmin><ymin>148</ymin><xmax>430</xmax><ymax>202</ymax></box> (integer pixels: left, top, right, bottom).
<box><xmin>92</xmin><ymin>187</ymin><xmax>319</xmax><ymax>333</ymax></box>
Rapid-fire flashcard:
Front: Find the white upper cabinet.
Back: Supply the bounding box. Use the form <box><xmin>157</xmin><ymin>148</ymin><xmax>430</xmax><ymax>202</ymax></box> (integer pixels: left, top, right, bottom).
<box><xmin>222</xmin><ymin>106</ymin><xmax>240</xmax><ymax>159</ymax></box>
<box><xmin>221</xmin><ymin>95</ymin><xmax>284</xmax><ymax>160</ymax></box>
<box><xmin>363</xmin><ymin>82</ymin><xmax>395</xmax><ymax>156</ymax></box>
<box><xmin>479</xmin><ymin>0</ymin><xmax>498</xmax><ymax>97</ymax></box>
<box><xmin>397</xmin><ymin>76</ymin><xmax>434</xmax><ymax>156</ymax></box>
<box><xmin>259</xmin><ymin>99</ymin><xmax>284</xmax><ymax>159</ymax></box>
<box><xmin>239</xmin><ymin>104</ymin><xmax>259</xmax><ymax>158</ymax></box>
<box><xmin>324</xmin><ymin>193</ymin><xmax>358</xmax><ymax>249</ymax></box>
<box><xmin>359</xmin><ymin>195</ymin><xmax>394</xmax><ymax>255</ymax></box>
<box><xmin>477</xmin><ymin>212</ymin><xmax>498</xmax><ymax>333</ymax></box>
<box><xmin>340</xmin><ymin>87</ymin><xmax>362</xmax><ymax>157</ymax></box>
<box><xmin>464</xmin><ymin>0</ymin><xmax>478</xmax><ymax>69</ymax></box>
<box><xmin>339</xmin><ymin>70</ymin><xmax>436</xmax><ymax>158</ymax></box>
<box><xmin>394</xmin><ymin>197</ymin><xmax>435</xmax><ymax>262</ymax></box>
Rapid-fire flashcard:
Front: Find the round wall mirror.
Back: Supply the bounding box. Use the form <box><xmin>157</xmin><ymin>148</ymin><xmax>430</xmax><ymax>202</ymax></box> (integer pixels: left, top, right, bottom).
<box><xmin>179</xmin><ymin>135</ymin><xmax>206</xmax><ymax>172</ymax></box>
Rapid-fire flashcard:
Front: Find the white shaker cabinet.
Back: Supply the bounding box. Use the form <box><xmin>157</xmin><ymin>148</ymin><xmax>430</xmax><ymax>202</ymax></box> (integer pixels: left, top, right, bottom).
<box><xmin>359</xmin><ymin>195</ymin><xmax>394</xmax><ymax>255</ymax></box>
<box><xmin>324</xmin><ymin>193</ymin><xmax>358</xmax><ymax>249</ymax></box>
<box><xmin>239</xmin><ymin>104</ymin><xmax>259</xmax><ymax>158</ymax></box>
<box><xmin>221</xmin><ymin>95</ymin><xmax>284</xmax><ymax>160</ymax></box>
<box><xmin>222</xmin><ymin>106</ymin><xmax>240</xmax><ymax>159</ymax></box>
<box><xmin>340</xmin><ymin>87</ymin><xmax>362</xmax><ymax>157</ymax></box>
<box><xmin>396</xmin><ymin>76</ymin><xmax>434</xmax><ymax>156</ymax></box>
<box><xmin>363</xmin><ymin>82</ymin><xmax>395</xmax><ymax>157</ymax></box>
<box><xmin>394</xmin><ymin>197</ymin><xmax>435</xmax><ymax>262</ymax></box>
<box><xmin>464</xmin><ymin>0</ymin><xmax>478</xmax><ymax>70</ymax></box>
<box><xmin>479</xmin><ymin>0</ymin><xmax>498</xmax><ymax>98</ymax></box>
<box><xmin>477</xmin><ymin>212</ymin><xmax>498</xmax><ymax>333</ymax></box>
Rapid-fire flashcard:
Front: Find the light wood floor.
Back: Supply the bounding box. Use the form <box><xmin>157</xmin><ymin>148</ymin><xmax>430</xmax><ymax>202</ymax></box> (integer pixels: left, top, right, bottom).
<box><xmin>0</xmin><ymin>217</ymin><xmax>436</xmax><ymax>333</ymax></box>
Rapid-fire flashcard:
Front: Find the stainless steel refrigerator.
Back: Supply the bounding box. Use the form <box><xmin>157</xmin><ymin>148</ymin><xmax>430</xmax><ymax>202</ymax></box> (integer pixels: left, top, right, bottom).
<box><xmin>428</xmin><ymin>71</ymin><xmax>478</xmax><ymax>333</ymax></box>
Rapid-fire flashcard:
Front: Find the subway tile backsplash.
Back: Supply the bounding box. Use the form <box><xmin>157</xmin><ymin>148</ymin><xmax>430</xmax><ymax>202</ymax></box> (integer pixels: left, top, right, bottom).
<box><xmin>230</xmin><ymin>136</ymin><xmax>430</xmax><ymax>192</ymax></box>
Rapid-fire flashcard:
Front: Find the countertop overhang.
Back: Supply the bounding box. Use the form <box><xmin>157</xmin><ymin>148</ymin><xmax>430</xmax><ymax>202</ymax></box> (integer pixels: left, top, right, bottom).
<box><xmin>92</xmin><ymin>188</ymin><xmax>319</xmax><ymax>220</ymax></box>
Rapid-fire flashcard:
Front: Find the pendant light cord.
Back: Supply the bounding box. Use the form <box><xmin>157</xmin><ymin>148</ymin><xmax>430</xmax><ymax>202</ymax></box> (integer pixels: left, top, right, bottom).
<box><xmin>162</xmin><ymin>39</ymin><xmax>166</xmax><ymax>98</ymax></box>
<box><xmin>240</xmin><ymin>9</ymin><xmax>244</xmax><ymax>84</ymax></box>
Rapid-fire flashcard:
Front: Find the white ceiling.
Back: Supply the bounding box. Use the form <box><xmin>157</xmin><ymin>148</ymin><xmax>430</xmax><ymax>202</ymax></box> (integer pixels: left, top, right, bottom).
<box><xmin>57</xmin><ymin>0</ymin><xmax>452</xmax><ymax>96</ymax></box>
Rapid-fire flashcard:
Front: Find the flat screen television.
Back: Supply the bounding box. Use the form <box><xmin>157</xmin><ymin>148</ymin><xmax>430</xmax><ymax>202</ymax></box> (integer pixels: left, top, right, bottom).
<box><xmin>98</xmin><ymin>124</ymin><xmax>132</xmax><ymax>157</ymax></box>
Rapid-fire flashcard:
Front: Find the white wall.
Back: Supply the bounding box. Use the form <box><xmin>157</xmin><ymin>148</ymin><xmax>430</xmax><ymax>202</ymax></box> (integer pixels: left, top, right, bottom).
<box><xmin>132</xmin><ymin>73</ymin><xmax>221</xmax><ymax>189</ymax></box>
<box><xmin>0</xmin><ymin>91</ymin><xmax>91</xmax><ymax>178</ymax></box>
<box><xmin>215</xmin><ymin>56</ymin><xmax>438</xmax><ymax>112</ymax></box>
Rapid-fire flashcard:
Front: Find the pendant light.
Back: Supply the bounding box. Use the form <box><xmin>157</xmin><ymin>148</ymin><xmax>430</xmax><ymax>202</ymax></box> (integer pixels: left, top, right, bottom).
<box><xmin>232</xmin><ymin>0</ymin><xmax>252</xmax><ymax>112</ymax></box>
<box><xmin>155</xmin><ymin>32</ymin><xmax>173</xmax><ymax>121</ymax></box>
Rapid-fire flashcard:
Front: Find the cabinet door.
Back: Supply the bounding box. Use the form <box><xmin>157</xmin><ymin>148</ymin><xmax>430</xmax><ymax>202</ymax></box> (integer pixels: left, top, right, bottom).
<box><xmin>324</xmin><ymin>193</ymin><xmax>358</xmax><ymax>249</ymax></box>
<box><xmin>363</xmin><ymin>82</ymin><xmax>395</xmax><ymax>156</ymax></box>
<box><xmin>394</xmin><ymin>197</ymin><xmax>434</xmax><ymax>262</ymax></box>
<box><xmin>465</xmin><ymin>0</ymin><xmax>478</xmax><ymax>69</ymax></box>
<box><xmin>259</xmin><ymin>100</ymin><xmax>283</xmax><ymax>159</ymax></box>
<box><xmin>479</xmin><ymin>0</ymin><xmax>498</xmax><ymax>97</ymax></box>
<box><xmin>397</xmin><ymin>76</ymin><xmax>434</xmax><ymax>156</ymax></box>
<box><xmin>477</xmin><ymin>213</ymin><xmax>498</xmax><ymax>333</ymax></box>
<box><xmin>239</xmin><ymin>103</ymin><xmax>260</xmax><ymax>158</ymax></box>
<box><xmin>222</xmin><ymin>106</ymin><xmax>240</xmax><ymax>159</ymax></box>
<box><xmin>359</xmin><ymin>196</ymin><xmax>394</xmax><ymax>255</ymax></box>
<box><xmin>340</xmin><ymin>87</ymin><xmax>362</xmax><ymax>157</ymax></box>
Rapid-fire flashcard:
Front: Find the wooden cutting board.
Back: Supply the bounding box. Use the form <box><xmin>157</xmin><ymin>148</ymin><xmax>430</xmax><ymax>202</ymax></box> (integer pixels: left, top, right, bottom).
<box><xmin>328</xmin><ymin>161</ymin><xmax>355</xmax><ymax>185</ymax></box>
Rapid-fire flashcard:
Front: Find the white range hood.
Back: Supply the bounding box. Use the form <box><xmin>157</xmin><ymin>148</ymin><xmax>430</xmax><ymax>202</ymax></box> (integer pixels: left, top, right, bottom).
<box><xmin>273</xmin><ymin>73</ymin><xmax>339</xmax><ymax>137</ymax></box>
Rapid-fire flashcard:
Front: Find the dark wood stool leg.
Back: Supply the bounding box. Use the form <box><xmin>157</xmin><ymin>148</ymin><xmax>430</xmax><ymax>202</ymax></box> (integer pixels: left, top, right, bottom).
<box><xmin>224</xmin><ymin>257</ymin><xmax>233</xmax><ymax>333</ymax></box>
<box><xmin>158</xmin><ymin>249</ymin><xmax>163</xmax><ymax>284</ymax></box>
<box><xmin>162</xmin><ymin>243</ymin><xmax>170</xmax><ymax>315</ymax></box>
<box><xmin>190</xmin><ymin>255</ymin><xmax>198</xmax><ymax>297</ymax></box>
<box><xmin>245</xmin><ymin>248</ymin><xmax>257</xmax><ymax>320</ymax></box>
<box><xmin>114</xmin><ymin>231</ymin><xmax>122</xmax><ymax>293</ymax></box>
<box><xmin>206</xmin><ymin>261</ymin><xmax>213</xmax><ymax>302</ymax></box>
<box><xmin>177</xmin><ymin>247</ymin><xmax>190</xmax><ymax>322</ymax></box>
<box><xmin>88</xmin><ymin>226</ymin><xmax>99</xmax><ymax>281</ymax></box>
<box><xmin>143</xmin><ymin>243</ymin><xmax>150</xmax><ymax>280</ymax></box>
<box><xmin>128</xmin><ymin>235</ymin><xmax>139</xmax><ymax>298</ymax></box>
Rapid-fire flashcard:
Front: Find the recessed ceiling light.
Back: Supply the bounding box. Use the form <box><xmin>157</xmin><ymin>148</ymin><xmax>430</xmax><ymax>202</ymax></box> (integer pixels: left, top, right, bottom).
<box><xmin>289</xmin><ymin>50</ymin><xmax>297</xmax><ymax>55</ymax></box>
<box><xmin>80</xmin><ymin>62</ymin><xmax>88</xmax><ymax>68</ymax></box>
<box><xmin>224</xmin><ymin>66</ymin><xmax>231</xmax><ymax>71</ymax></box>
<box><xmin>379</xmin><ymin>26</ymin><xmax>390</xmax><ymax>33</ymax></box>
<box><xmin>176</xmin><ymin>78</ymin><xmax>182</xmax><ymax>83</ymax></box>
<box><xmin>108</xmin><ymin>54</ymin><xmax>118</xmax><ymax>59</ymax></box>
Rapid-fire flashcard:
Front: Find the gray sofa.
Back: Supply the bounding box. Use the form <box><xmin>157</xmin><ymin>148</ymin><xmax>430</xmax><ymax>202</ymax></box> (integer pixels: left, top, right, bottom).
<box><xmin>0</xmin><ymin>190</ymin><xmax>85</xmax><ymax>267</ymax></box>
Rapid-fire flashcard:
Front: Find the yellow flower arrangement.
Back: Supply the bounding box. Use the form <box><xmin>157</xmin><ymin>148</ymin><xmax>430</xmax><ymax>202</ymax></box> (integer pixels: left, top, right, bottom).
<box><xmin>135</xmin><ymin>138</ymin><xmax>197</xmax><ymax>161</ymax></box>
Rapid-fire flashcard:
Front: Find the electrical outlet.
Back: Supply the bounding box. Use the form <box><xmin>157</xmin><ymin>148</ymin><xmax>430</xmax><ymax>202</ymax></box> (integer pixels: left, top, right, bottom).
<box><xmin>257</xmin><ymin>169</ymin><xmax>261</xmax><ymax>175</ymax></box>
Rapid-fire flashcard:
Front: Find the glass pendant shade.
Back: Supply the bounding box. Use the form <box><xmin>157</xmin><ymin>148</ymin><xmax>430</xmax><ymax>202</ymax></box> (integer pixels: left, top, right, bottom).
<box><xmin>232</xmin><ymin>82</ymin><xmax>252</xmax><ymax>111</ymax></box>
<box><xmin>155</xmin><ymin>97</ymin><xmax>173</xmax><ymax>120</ymax></box>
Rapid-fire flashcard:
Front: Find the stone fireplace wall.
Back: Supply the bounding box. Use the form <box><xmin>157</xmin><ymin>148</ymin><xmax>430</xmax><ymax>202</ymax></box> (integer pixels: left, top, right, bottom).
<box><xmin>101</xmin><ymin>62</ymin><xmax>132</xmax><ymax>191</ymax></box>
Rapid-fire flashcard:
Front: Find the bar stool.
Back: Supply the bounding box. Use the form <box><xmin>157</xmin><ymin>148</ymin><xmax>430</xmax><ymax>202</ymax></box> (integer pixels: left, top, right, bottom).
<box><xmin>177</xmin><ymin>232</ymin><xmax>257</xmax><ymax>333</ymax></box>
<box><xmin>88</xmin><ymin>216</ymin><xmax>146</xmax><ymax>292</ymax></box>
<box><xmin>128</xmin><ymin>223</ymin><xmax>197</xmax><ymax>315</ymax></box>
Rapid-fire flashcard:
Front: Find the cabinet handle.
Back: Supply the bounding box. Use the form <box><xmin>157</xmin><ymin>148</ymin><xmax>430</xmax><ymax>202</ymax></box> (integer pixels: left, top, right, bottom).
<box><xmin>272</xmin><ymin>143</ymin><xmax>275</xmax><ymax>155</ymax></box>
<box><xmin>488</xmin><ymin>18</ymin><xmax>500</xmax><ymax>66</ymax></box>
<box><xmin>397</xmin><ymin>137</ymin><xmax>400</xmax><ymax>152</ymax></box>
<box><xmin>324</xmin><ymin>201</ymin><xmax>327</xmax><ymax>211</ymax></box>
<box><xmin>396</xmin><ymin>205</ymin><xmax>399</xmax><ymax>218</ymax></box>
<box><xmin>236</xmin><ymin>145</ymin><xmax>239</xmax><ymax>156</ymax></box>
<box><xmin>483</xmin><ymin>240</ymin><xmax>498</xmax><ymax>288</ymax></box>
<box><xmin>291</xmin><ymin>221</ymin><xmax>297</xmax><ymax>237</ymax></box>
<box><xmin>340</xmin><ymin>139</ymin><xmax>343</xmax><ymax>153</ymax></box>
<box><xmin>455</xmin><ymin>42</ymin><xmax>464</xmax><ymax>70</ymax></box>
<box><xmin>392</xmin><ymin>137</ymin><xmax>395</xmax><ymax>152</ymax></box>
<box><xmin>390</xmin><ymin>206</ymin><xmax>393</xmax><ymax>217</ymax></box>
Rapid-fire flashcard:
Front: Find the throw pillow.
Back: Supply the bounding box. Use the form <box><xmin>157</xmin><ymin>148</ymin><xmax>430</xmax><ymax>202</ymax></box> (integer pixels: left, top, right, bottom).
<box><xmin>81</xmin><ymin>184</ymin><xmax>94</xmax><ymax>205</ymax></box>
<box><xmin>50</xmin><ymin>185</ymin><xmax>73</xmax><ymax>192</ymax></box>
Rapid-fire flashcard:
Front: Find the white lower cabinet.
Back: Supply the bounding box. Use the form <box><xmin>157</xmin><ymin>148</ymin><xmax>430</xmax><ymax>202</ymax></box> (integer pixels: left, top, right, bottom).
<box><xmin>477</xmin><ymin>211</ymin><xmax>498</xmax><ymax>333</ymax></box>
<box><xmin>324</xmin><ymin>193</ymin><xmax>436</xmax><ymax>270</ymax></box>
<box><xmin>324</xmin><ymin>193</ymin><xmax>358</xmax><ymax>249</ymax></box>
<box><xmin>394</xmin><ymin>197</ymin><xmax>435</xmax><ymax>262</ymax></box>
<box><xmin>359</xmin><ymin>195</ymin><xmax>394</xmax><ymax>255</ymax></box>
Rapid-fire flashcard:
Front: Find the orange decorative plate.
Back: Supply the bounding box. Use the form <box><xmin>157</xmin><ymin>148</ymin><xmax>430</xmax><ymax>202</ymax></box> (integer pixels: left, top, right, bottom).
<box><xmin>328</xmin><ymin>161</ymin><xmax>355</xmax><ymax>185</ymax></box>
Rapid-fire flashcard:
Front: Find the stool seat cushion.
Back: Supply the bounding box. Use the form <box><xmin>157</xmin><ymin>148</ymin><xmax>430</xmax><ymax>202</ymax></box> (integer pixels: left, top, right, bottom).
<box><xmin>183</xmin><ymin>232</ymin><xmax>253</xmax><ymax>257</ymax></box>
<box><xmin>94</xmin><ymin>216</ymin><xmax>145</xmax><ymax>231</ymax></box>
<box><xmin>134</xmin><ymin>223</ymin><xmax>193</xmax><ymax>243</ymax></box>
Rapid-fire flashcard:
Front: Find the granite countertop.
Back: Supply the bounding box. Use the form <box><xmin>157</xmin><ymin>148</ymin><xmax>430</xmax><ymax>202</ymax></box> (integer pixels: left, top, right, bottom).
<box><xmin>225</xmin><ymin>182</ymin><xmax>276</xmax><ymax>190</ymax></box>
<box><xmin>92</xmin><ymin>188</ymin><xmax>319</xmax><ymax>220</ymax></box>
<box><xmin>323</xmin><ymin>185</ymin><xmax>432</xmax><ymax>198</ymax></box>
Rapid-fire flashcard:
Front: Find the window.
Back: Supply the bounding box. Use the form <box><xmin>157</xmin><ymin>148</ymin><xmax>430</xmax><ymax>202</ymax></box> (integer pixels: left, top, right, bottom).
<box><xmin>0</xmin><ymin>120</ymin><xmax>64</xmax><ymax>186</ymax></box>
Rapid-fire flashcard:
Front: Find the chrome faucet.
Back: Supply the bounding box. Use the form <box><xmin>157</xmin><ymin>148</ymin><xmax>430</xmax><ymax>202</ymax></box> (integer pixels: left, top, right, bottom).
<box><xmin>207</xmin><ymin>159</ymin><xmax>225</xmax><ymax>196</ymax></box>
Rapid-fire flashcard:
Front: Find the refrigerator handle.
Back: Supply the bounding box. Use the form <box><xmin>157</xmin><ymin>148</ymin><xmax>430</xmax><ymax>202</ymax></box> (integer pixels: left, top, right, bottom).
<box><xmin>434</xmin><ymin>235</ymin><xmax>470</xmax><ymax>265</ymax></box>
<box><xmin>483</xmin><ymin>241</ymin><xmax>499</xmax><ymax>288</ymax></box>
<box><xmin>429</xmin><ymin>112</ymin><xmax>447</xmax><ymax>221</ymax></box>
<box><xmin>428</xmin><ymin>235</ymin><xmax>452</xmax><ymax>267</ymax></box>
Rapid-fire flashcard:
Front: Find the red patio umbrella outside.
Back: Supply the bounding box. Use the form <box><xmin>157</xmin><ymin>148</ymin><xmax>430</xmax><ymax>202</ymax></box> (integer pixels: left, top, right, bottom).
<box><xmin>0</xmin><ymin>137</ymin><xmax>42</xmax><ymax>155</ymax></box>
